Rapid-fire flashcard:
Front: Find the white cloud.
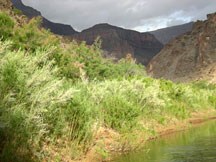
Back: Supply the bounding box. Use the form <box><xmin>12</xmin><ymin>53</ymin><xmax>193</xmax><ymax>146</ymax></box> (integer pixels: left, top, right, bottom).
<box><xmin>22</xmin><ymin>0</ymin><xmax>216</xmax><ymax>32</ymax></box>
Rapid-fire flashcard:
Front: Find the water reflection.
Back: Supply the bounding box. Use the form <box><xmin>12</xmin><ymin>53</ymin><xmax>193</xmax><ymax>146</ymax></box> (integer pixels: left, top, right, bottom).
<box><xmin>113</xmin><ymin>121</ymin><xmax>216</xmax><ymax>162</ymax></box>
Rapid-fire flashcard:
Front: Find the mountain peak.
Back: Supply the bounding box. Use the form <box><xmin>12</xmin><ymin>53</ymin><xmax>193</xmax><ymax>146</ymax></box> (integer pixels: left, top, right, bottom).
<box><xmin>82</xmin><ymin>23</ymin><xmax>123</xmax><ymax>33</ymax></box>
<box><xmin>93</xmin><ymin>23</ymin><xmax>112</xmax><ymax>28</ymax></box>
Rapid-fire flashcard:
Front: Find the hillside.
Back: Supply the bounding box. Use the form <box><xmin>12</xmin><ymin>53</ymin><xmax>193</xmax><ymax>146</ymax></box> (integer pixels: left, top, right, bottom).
<box><xmin>148</xmin><ymin>13</ymin><xmax>216</xmax><ymax>83</ymax></box>
<box><xmin>11</xmin><ymin>0</ymin><xmax>78</xmax><ymax>35</ymax></box>
<box><xmin>150</xmin><ymin>22</ymin><xmax>193</xmax><ymax>44</ymax></box>
<box><xmin>71</xmin><ymin>23</ymin><xmax>163</xmax><ymax>65</ymax></box>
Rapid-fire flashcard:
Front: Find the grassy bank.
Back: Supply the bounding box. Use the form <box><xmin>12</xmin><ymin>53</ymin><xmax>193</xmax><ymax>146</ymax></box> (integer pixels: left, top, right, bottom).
<box><xmin>0</xmin><ymin>12</ymin><xmax>215</xmax><ymax>161</ymax></box>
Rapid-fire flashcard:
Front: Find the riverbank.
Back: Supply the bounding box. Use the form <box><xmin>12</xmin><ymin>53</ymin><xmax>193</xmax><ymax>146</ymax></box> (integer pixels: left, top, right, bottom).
<box><xmin>77</xmin><ymin>109</ymin><xmax>216</xmax><ymax>162</ymax></box>
<box><xmin>112</xmin><ymin>116</ymin><xmax>216</xmax><ymax>162</ymax></box>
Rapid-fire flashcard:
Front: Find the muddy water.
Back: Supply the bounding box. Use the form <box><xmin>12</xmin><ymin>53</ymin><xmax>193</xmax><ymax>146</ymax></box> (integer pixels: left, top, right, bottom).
<box><xmin>113</xmin><ymin>120</ymin><xmax>216</xmax><ymax>162</ymax></box>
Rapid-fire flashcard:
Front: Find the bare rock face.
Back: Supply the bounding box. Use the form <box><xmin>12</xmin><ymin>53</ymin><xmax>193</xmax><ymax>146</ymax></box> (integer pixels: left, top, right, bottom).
<box><xmin>11</xmin><ymin>0</ymin><xmax>78</xmax><ymax>35</ymax></box>
<box><xmin>71</xmin><ymin>23</ymin><xmax>163</xmax><ymax>65</ymax></box>
<box><xmin>147</xmin><ymin>12</ymin><xmax>216</xmax><ymax>83</ymax></box>
<box><xmin>150</xmin><ymin>22</ymin><xmax>193</xmax><ymax>45</ymax></box>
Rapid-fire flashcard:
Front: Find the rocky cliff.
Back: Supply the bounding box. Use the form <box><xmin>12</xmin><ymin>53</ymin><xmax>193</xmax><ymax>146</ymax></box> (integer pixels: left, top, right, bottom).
<box><xmin>11</xmin><ymin>0</ymin><xmax>78</xmax><ymax>35</ymax></box>
<box><xmin>150</xmin><ymin>22</ymin><xmax>193</xmax><ymax>44</ymax></box>
<box><xmin>71</xmin><ymin>23</ymin><xmax>163</xmax><ymax>65</ymax></box>
<box><xmin>148</xmin><ymin>13</ymin><xmax>216</xmax><ymax>83</ymax></box>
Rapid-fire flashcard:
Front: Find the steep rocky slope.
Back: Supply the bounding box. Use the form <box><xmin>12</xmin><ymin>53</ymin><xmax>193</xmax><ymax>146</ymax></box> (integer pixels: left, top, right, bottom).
<box><xmin>71</xmin><ymin>23</ymin><xmax>163</xmax><ymax>65</ymax></box>
<box><xmin>148</xmin><ymin>13</ymin><xmax>216</xmax><ymax>83</ymax></box>
<box><xmin>11</xmin><ymin>0</ymin><xmax>77</xmax><ymax>35</ymax></box>
<box><xmin>150</xmin><ymin>22</ymin><xmax>193</xmax><ymax>44</ymax></box>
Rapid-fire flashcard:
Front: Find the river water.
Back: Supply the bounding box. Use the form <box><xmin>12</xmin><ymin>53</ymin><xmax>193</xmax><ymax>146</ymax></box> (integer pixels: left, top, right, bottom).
<box><xmin>113</xmin><ymin>120</ymin><xmax>216</xmax><ymax>162</ymax></box>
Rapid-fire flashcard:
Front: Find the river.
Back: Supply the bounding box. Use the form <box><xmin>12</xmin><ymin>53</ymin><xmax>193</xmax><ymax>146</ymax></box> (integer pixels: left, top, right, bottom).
<box><xmin>113</xmin><ymin>120</ymin><xmax>216</xmax><ymax>162</ymax></box>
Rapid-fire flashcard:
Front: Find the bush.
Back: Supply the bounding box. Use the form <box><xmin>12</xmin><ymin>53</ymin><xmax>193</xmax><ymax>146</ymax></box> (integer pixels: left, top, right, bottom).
<box><xmin>13</xmin><ymin>17</ymin><xmax>59</xmax><ymax>51</ymax></box>
<box><xmin>0</xmin><ymin>41</ymin><xmax>75</xmax><ymax>160</ymax></box>
<box><xmin>0</xmin><ymin>12</ymin><xmax>14</xmax><ymax>40</ymax></box>
<box><xmin>102</xmin><ymin>95</ymin><xmax>140</xmax><ymax>131</ymax></box>
<box><xmin>58</xmin><ymin>39</ymin><xmax>146</xmax><ymax>81</ymax></box>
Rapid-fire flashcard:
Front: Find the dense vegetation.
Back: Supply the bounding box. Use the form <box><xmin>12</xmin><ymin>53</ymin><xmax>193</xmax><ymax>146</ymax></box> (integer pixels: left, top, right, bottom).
<box><xmin>0</xmin><ymin>12</ymin><xmax>215</xmax><ymax>161</ymax></box>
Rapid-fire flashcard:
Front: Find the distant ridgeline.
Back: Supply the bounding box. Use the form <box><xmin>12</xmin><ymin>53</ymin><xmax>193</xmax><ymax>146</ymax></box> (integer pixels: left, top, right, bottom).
<box><xmin>10</xmin><ymin>0</ymin><xmax>163</xmax><ymax>65</ymax></box>
<box><xmin>11</xmin><ymin>0</ymin><xmax>78</xmax><ymax>35</ymax></box>
<box><xmin>11</xmin><ymin>0</ymin><xmax>194</xmax><ymax>66</ymax></box>
<box><xmin>70</xmin><ymin>23</ymin><xmax>164</xmax><ymax>65</ymax></box>
<box><xmin>150</xmin><ymin>22</ymin><xmax>194</xmax><ymax>45</ymax></box>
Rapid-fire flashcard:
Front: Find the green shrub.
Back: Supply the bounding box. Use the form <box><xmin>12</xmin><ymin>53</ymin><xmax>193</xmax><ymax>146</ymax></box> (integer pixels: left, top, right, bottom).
<box><xmin>0</xmin><ymin>12</ymin><xmax>14</xmax><ymax>40</ymax></box>
<box><xmin>13</xmin><ymin>18</ymin><xmax>59</xmax><ymax>51</ymax></box>
<box><xmin>12</xmin><ymin>8</ymin><xmax>23</xmax><ymax>15</ymax></box>
<box><xmin>0</xmin><ymin>41</ymin><xmax>75</xmax><ymax>160</ymax></box>
<box><xmin>102</xmin><ymin>95</ymin><xmax>140</xmax><ymax>131</ymax></box>
<box><xmin>58</xmin><ymin>39</ymin><xmax>146</xmax><ymax>81</ymax></box>
<box><xmin>66</xmin><ymin>96</ymin><xmax>94</xmax><ymax>144</ymax></box>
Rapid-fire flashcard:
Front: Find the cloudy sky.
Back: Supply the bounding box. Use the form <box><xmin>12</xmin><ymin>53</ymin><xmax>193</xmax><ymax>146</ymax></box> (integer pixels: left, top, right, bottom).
<box><xmin>22</xmin><ymin>0</ymin><xmax>216</xmax><ymax>32</ymax></box>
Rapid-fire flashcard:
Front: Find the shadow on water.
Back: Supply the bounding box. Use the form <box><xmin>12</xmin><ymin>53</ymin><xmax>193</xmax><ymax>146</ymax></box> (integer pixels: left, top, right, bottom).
<box><xmin>113</xmin><ymin>120</ymin><xmax>216</xmax><ymax>162</ymax></box>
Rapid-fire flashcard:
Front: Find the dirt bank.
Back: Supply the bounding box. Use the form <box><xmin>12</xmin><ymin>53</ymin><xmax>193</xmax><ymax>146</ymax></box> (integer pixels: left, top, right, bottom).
<box><xmin>72</xmin><ymin>109</ymin><xmax>216</xmax><ymax>162</ymax></box>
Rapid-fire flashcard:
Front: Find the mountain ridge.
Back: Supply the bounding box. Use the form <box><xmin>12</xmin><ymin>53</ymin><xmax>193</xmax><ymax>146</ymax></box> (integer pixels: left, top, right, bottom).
<box><xmin>150</xmin><ymin>22</ymin><xmax>194</xmax><ymax>44</ymax></box>
<box><xmin>11</xmin><ymin>0</ymin><xmax>78</xmax><ymax>35</ymax></box>
<box><xmin>148</xmin><ymin>12</ymin><xmax>216</xmax><ymax>83</ymax></box>
<box><xmin>11</xmin><ymin>0</ymin><xmax>200</xmax><ymax>66</ymax></box>
<box><xmin>71</xmin><ymin>23</ymin><xmax>163</xmax><ymax>65</ymax></box>
<box><xmin>11</xmin><ymin>0</ymin><xmax>164</xmax><ymax>65</ymax></box>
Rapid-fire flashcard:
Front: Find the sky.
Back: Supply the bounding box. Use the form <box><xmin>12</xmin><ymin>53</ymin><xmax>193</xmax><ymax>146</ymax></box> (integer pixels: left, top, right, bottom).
<box><xmin>22</xmin><ymin>0</ymin><xmax>216</xmax><ymax>32</ymax></box>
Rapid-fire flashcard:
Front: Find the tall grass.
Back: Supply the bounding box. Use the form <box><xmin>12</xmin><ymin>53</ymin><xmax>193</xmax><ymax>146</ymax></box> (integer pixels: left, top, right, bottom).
<box><xmin>0</xmin><ymin>41</ymin><xmax>75</xmax><ymax>161</ymax></box>
<box><xmin>0</xmin><ymin>12</ymin><xmax>14</xmax><ymax>40</ymax></box>
<box><xmin>73</xmin><ymin>79</ymin><xmax>216</xmax><ymax>132</ymax></box>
